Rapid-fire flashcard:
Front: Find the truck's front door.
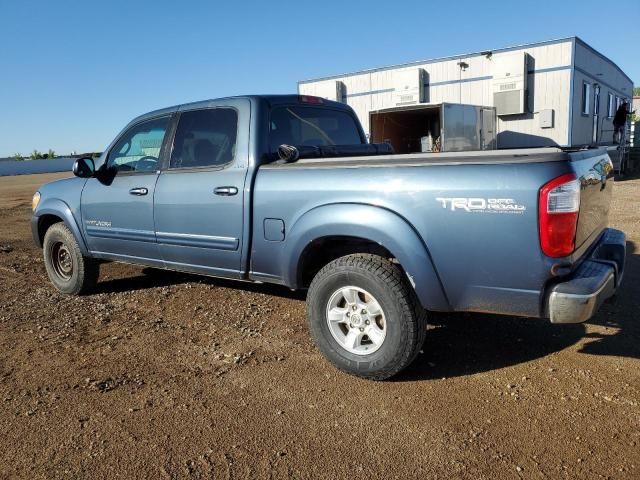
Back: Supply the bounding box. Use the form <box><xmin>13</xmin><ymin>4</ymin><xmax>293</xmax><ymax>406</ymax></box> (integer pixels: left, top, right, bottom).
<box><xmin>154</xmin><ymin>103</ymin><xmax>248</xmax><ymax>278</ymax></box>
<box><xmin>81</xmin><ymin>115</ymin><xmax>172</xmax><ymax>263</ymax></box>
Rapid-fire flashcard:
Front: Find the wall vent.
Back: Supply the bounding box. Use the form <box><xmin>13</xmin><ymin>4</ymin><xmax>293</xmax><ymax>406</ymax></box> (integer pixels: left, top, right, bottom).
<box><xmin>492</xmin><ymin>53</ymin><xmax>528</xmax><ymax>115</ymax></box>
<box><xmin>392</xmin><ymin>68</ymin><xmax>426</xmax><ymax>106</ymax></box>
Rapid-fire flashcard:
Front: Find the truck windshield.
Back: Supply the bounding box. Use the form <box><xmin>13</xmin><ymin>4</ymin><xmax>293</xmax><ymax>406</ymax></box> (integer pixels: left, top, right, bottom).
<box><xmin>269</xmin><ymin>106</ymin><xmax>363</xmax><ymax>152</ymax></box>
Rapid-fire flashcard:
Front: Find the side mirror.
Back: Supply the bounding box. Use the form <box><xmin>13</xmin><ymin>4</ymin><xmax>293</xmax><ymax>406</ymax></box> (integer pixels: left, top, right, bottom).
<box><xmin>72</xmin><ymin>157</ymin><xmax>95</xmax><ymax>178</ymax></box>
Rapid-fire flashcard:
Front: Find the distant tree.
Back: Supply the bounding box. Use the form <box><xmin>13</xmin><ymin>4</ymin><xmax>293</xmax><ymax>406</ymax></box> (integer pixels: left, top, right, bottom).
<box><xmin>30</xmin><ymin>149</ymin><xmax>44</xmax><ymax>160</ymax></box>
<box><xmin>634</xmin><ymin>86</ymin><xmax>640</xmax><ymax>96</ymax></box>
<box><xmin>13</xmin><ymin>153</ymin><xmax>24</xmax><ymax>160</ymax></box>
<box><xmin>47</xmin><ymin>148</ymin><xmax>55</xmax><ymax>159</ymax></box>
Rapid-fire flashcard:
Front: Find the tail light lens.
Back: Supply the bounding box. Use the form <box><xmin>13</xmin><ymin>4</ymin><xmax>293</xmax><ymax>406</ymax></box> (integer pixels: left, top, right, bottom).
<box><xmin>299</xmin><ymin>95</ymin><xmax>324</xmax><ymax>104</ymax></box>
<box><xmin>539</xmin><ymin>173</ymin><xmax>580</xmax><ymax>257</ymax></box>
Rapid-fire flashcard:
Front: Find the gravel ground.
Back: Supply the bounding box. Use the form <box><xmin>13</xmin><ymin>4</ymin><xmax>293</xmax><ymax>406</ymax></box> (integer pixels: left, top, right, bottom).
<box><xmin>0</xmin><ymin>172</ymin><xmax>638</xmax><ymax>479</ymax></box>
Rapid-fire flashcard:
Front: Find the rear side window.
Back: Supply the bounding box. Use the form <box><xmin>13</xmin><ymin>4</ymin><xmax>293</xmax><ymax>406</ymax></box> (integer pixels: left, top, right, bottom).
<box><xmin>170</xmin><ymin>108</ymin><xmax>238</xmax><ymax>169</ymax></box>
<box><xmin>269</xmin><ymin>106</ymin><xmax>363</xmax><ymax>152</ymax></box>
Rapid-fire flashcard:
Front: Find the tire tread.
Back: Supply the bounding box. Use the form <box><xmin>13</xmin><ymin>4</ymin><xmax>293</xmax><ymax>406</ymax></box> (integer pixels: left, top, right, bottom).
<box><xmin>307</xmin><ymin>254</ymin><xmax>427</xmax><ymax>380</ymax></box>
<box><xmin>43</xmin><ymin>223</ymin><xmax>98</xmax><ymax>295</ymax></box>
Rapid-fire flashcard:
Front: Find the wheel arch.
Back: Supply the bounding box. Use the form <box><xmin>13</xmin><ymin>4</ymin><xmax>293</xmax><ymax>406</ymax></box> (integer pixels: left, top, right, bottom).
<box><xmin>284</xmin><ymin>203</ymin><xmax>450</xmax><ymax>311</ymax></box>
<box><xmin>33</xmin><ymin>199</ymin><xmax>89</xmax><ymax>255</ymax></box>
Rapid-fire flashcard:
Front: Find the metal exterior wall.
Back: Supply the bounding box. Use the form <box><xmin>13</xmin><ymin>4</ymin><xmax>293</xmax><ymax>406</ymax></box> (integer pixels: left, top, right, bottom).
<box><xmin>299</xmin><ymin>38</ymin><xmax>629</xmax><ymax>149</ymax></box>
<box><xmin>571</xmin><ymin>40</ymin><xmax>634</xmax><ymax>146</ymax></box>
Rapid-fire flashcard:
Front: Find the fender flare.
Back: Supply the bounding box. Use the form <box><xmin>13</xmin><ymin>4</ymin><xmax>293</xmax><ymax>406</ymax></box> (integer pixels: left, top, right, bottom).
<box><xmin>33</xmin><ymin>198</ymin><xmax>89</xmax><ymax>255</ymax></box>
<box><xmin>283</xmin><ymin>203</ymin><xmax>450</xmax><ymax>311</ymax></box>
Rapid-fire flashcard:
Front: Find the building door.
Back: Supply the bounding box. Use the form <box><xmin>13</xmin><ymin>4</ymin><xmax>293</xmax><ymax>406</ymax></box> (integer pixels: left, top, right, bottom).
<box><xmin>481</xmin><ymin>107</ymin><xmax>496</xmax><ymax>150</ymax></box>
<box><xmin>592</xmin><ymin>85</ymin><xmax>601</xmax><ymax>144</ymax></box>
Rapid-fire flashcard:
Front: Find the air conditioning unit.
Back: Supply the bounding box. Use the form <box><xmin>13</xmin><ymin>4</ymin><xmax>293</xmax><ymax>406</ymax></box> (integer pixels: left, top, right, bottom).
<box><xmin>392</xmin><ymin>68</ymin><xmax>426</xmax><ymax>106</ymax></box>
<box><xmin>492</xmin><ymin>53</ymin><xmax>528</xmax><ymax>115</ymax></box>
<box><xmin>314</xmin><ymin>81</ymin><xmax>345</xmax><ymax>103</ymax></box>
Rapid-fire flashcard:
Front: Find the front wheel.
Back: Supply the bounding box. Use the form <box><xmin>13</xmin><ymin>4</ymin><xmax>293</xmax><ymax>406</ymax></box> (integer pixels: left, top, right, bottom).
<box><xmin>43</xmin><ymin>223</ymin><xmax>99</xmax><ymax>295</ymax></box>
<box><xmin>306</xmin><ymin>254</ymin><xmax>427</xmax><ymax>380</ymax></box>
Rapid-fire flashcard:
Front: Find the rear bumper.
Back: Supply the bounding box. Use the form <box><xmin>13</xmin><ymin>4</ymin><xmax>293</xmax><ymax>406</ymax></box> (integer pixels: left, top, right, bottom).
<box><xmin>547</xmin><ymin>229</ymin><xmax>625</xmax><ymax>324</ymax></box>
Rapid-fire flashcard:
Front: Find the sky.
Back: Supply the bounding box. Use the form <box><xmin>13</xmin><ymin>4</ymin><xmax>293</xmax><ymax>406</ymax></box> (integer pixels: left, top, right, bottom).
<box><xmin>1</xmin><ymin>0</ymin><xmax>638</xmax><ymax>157</ymax></box>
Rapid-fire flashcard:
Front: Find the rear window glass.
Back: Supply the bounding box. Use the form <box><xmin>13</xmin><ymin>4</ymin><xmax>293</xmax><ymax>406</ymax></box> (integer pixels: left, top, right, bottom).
<box><xmin>269</xmin><ymin>106</ymin><xmax>363</xmax><ymax>152</ymax></box>
<box><xmin>170</xmin><ymin>108</ymin><xmax>237</xmax><ymax>169</ymax></box>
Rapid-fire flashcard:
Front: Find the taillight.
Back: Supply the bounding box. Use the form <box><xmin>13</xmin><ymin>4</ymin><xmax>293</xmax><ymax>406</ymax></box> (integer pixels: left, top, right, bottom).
<box><xmin>299</xmin><ymin>95</ymin><xmax>324</xmax><ymax>104</ymax></box>
<box><xmin>539</xmin><ymin>173</ymin><xmax>580</xmax><ymax>257</ymax></box>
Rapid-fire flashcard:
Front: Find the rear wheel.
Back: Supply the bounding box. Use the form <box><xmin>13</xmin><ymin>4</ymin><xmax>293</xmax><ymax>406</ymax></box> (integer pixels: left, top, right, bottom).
<box><xmin>43</xmin><ymin>223</ymin><xmax>99</xmax><ymax>295</ymax></box>
<box><xmin>306</xmin><ymin>254</ymin><xmax>427</xmax><ymax>380</ymax></box>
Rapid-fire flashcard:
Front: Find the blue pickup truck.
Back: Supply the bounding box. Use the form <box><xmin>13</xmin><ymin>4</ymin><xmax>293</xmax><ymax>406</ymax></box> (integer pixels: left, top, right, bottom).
<box><xmin>31</xmin><ymin>95</ymin><xmax>626</xmax><ymax>380</ymax></box>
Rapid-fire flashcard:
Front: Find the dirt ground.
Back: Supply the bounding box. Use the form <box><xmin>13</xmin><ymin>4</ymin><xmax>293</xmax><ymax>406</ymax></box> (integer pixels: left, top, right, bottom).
<box><xmin>0</xmin><ymin>172</ymin><xmax>638</xmax><ymax>479</ymax></box>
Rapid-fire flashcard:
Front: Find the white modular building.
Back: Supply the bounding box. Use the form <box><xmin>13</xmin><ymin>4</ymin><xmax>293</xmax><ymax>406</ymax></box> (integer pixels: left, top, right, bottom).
<box><xmin>298</xmin><ymin>37</ymin><xmax>633</xmax><ymax>150</ymax></box>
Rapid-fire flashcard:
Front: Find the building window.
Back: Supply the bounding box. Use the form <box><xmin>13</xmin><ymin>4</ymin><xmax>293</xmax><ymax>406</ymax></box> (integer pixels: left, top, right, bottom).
<box><xmin>581</xmin><ymin>82</ymin><xmax>591</xmax><ymax>115</ymax></box>
<box><xmin>608</xmin><ymin>93</ymin><xmax>615</xmax><ymax>118</ymax></box>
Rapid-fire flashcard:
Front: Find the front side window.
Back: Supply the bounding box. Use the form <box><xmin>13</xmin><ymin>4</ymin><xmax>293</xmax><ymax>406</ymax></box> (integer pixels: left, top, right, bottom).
<box><xmin>581</xmin><ymin>82</ymin><xmax>591</xmax><ymax>115</ymax></box>
<box><xmin>108</xmin><ymin>116</ymin><xmax>170</xmax><ymax>173</ymax></box>
<box><xmin>269</xmin><ymin>106</ymin><xmax>363</xmax><ymax>152</ymax></box>
<box><xmin>170</xmin><ymin>108</ymin><xmax>238</xmax><ymax>169</ymax></box>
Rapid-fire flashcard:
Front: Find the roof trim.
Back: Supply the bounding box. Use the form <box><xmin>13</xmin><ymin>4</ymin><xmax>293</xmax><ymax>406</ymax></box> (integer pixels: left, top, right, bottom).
<box><xmin>298</xmin><ymin>37</ymin><xmax>576</xmax><ymax>85</ymax></box>
<box><xmin>298</xmin><ymin>36</ymin><xmax>631</xmax><ymax>88</ymax></box>
<box><xmin>573</xmin><ymin>37</ymin><xmax>634</xmax><ymax>86</ymax></box>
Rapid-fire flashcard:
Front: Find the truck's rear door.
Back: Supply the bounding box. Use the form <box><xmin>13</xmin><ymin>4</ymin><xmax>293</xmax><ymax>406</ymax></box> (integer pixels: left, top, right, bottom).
<box><xmin>153</xmin><ymin>103</ymin><xmax>249</xmax><ymax>278</ymax></box>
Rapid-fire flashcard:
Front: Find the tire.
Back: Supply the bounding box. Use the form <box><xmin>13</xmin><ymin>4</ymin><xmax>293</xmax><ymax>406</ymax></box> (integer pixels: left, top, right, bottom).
<box><xmin>43</xmin><ymin>222</ymin><xmax>99</xmax><ymax>295</ymax></box>
<box><xmin>306</xmin><ymin>254</ymin><xmax>427</xmax><ymax>380</ymax></box>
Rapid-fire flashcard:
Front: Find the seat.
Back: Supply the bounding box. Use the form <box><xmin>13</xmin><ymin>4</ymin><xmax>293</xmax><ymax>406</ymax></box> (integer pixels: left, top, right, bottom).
<box><xmin>192</xmin><ymin>139</ymin><xmax>220</xmax><ymax>167</ymax></box>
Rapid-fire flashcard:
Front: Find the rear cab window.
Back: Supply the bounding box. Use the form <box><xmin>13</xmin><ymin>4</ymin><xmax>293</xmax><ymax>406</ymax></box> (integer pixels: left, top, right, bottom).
<box><xmin>269</xmin><ymin>106</ymin><xmax>364</xmax><ymax>153</ymax></box>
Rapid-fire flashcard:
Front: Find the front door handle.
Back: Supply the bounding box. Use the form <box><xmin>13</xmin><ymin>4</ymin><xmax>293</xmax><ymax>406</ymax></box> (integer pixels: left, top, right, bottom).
<box><xmin>214</xmin><ymin>186</ymin><xmax>238</xmax><ymax>196</ymax></box>
<box><xmin>129</xmin><ymin>187</ymin><xmax>148</xmax><ymax>196</ymax></box>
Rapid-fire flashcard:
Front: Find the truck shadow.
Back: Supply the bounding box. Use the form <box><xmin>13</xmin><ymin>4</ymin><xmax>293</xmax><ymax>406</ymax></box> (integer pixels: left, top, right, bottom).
<box><xmin>578</xmin><ymin>242</ymin><xmax>639</xmax><ymax>360</ymax></box>
<box><xmin>398</xmin><ymin>241</ymin><xmax>639</xmax><ymax>381</ymax></box>
<box><xmin>397</xmin><ymin>313</ymin><xmax>585</xmax><ymax>381</ymax></box>
<box><xmin>93</xmin><ymin>243</ymin><xmax>638</xmax><ymax>382</ymax></box>
<box><xmin>94</xmin><ymin>267</ymin><xmax>307</xmax><ymax>301</ymax></box>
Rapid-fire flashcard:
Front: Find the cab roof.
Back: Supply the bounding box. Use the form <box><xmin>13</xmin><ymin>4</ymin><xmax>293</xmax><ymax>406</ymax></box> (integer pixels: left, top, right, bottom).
<box><xmin>130</xmin><ymin>94</ymin><xmax>350</xmax><ymax>126</ymax></box>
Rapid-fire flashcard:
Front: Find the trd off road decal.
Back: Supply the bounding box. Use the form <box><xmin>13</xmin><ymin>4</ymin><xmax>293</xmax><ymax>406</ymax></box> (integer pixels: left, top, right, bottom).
<box><xmin>435</xmin><ymin>197</ymin><xmax>526</xmax><ymax>214</ymax></box>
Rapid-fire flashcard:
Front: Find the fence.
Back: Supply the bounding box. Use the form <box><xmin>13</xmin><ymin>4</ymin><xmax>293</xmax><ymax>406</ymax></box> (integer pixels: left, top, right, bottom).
<box><xmin>0</xmin><ymin>158</ymin><xmax>76</xmax><ymax>176</ymax></box>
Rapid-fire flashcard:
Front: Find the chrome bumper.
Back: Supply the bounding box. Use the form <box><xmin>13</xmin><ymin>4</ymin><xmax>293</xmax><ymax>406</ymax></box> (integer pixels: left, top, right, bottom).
<box><xmin>548</xmin><ymin>229</ymin><xmax>626</xmax><ymax>324</ymax></box>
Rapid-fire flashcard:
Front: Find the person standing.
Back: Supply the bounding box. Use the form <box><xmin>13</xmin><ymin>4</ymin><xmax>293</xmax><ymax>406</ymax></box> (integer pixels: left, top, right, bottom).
<box><xmin>613</xmin><ymin>102</ymin><xmax>635</xmax><ymax>143</ymax></box>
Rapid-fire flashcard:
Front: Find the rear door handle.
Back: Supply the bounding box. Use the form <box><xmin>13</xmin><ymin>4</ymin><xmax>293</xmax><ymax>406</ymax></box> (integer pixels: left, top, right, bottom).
<box><xmin>214</xmin><ymin>186</ymin><xmax>238</xmax><ymax>196</ymax></box>
<box><xmin>129</xmin><ymin>187</ymin><xmax>148</xmax><ymax>196</ymax></box>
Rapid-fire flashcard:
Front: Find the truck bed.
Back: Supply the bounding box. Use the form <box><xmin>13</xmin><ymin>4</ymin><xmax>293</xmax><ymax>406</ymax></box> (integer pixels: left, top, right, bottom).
<box><xmin>253</xmin><ymin>146</ymin><xmax>613</xmax><ymax>318</ymax></box>
<box><xmin>261</xmin><ymin>147</ymin><xmax>573</xmax><ymax>169</ymax></box>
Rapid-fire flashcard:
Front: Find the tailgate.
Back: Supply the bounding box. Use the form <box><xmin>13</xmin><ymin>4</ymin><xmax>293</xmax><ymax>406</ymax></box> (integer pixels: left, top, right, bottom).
<box><xmin>569</xmin><ymin>149</ymin><xmax>614</xmax><ymax>250</ymax></box>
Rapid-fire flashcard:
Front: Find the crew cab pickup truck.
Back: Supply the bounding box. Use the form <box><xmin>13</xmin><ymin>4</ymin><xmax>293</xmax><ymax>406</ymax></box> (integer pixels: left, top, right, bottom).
<box><xmin>31</xmin><ymin>95</ymin><xmax>626</xmax><ymax>380</ymax></box>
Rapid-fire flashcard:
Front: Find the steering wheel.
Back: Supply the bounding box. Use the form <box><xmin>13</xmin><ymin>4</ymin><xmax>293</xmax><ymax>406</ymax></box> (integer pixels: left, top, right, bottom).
<box><xmin>135</xmin><ymin>156</ymin><xmax>159</xmax><ymax>172</ymax></box>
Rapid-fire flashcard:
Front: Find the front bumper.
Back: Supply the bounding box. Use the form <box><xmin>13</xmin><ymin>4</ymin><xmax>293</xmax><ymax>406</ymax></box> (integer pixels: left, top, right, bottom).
<box><xmin>31</xmin><ymin>215</ymin><xmax>42</xmax><ymax>248</ymax></box>
<box><xmin>548</xmin><ymin>229</ymin><xmax>626</xmax><ymax>324</ymax></box>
